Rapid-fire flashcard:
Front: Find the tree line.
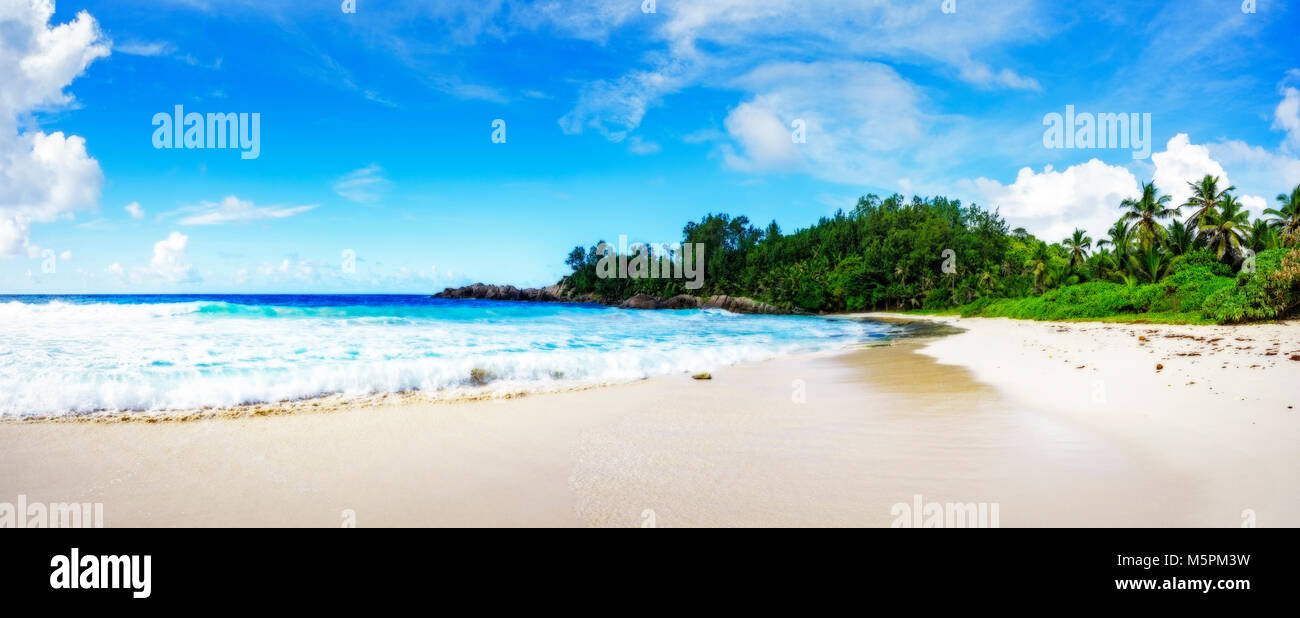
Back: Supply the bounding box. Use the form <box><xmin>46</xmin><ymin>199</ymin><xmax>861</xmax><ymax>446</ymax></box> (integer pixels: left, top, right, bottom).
<box><xmin>560</xmin><ymin>176</ymin><xmax>1300</xmax><ymax>322</ymax></box>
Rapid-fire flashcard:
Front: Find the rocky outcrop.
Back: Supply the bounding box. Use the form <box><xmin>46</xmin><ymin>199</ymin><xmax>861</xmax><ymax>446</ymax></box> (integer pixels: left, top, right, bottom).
<box><xmin>434</xmin><ymin>283</ymin><xmax>568</xmax><ymax>302</ymax></box>
<box><xmin>618</xmin><ymin>294</ymin><xmax>661</xmax><ymax>310</ymax></box>
<box><xmin>434</xmin><ymin>284</ymin><xmax>797</xmax><ymax>315</ymax></box>
<box><xmin>659</xmin><ymin>294</ymin><xmax>703</xmax><ymax>310</ymax></box>
<box><xmin>701</xmin><ymin>295</ymin><xmax>787</xmax><ymax>315</ymax></box>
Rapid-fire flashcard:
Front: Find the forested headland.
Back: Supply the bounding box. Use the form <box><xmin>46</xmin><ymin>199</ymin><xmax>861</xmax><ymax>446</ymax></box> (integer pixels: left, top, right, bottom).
<box><xmin>558</xmin><ymin>176</ymin><xmax>1300</xmax><ymax>324</ymax></box>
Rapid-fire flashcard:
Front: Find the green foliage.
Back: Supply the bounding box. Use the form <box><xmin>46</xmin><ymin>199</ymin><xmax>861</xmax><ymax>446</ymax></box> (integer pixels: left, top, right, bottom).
<box><xmin>556</xmin><ymin>181</ymin><xmax>1300</xmax><ymax>324</ymax></box>
<box><xmin>1201</xmin><ymin>248</ymin><xmax>1300</xmax><ymax>323</ymax></box>
<box><xmin>1169</xmin><ymin>249</ymin><xmax>1234</xmax><ymax>278</ymax></box>
<box><xmin>562</xmin><ymin>194</ymin><xmax>1012</xmax><ymax>312</ymax></box>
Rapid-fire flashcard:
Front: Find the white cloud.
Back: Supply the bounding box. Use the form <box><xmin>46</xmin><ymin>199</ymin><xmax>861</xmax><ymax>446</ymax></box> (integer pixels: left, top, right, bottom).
<box><xmin>1150</xmin><ymin>134</ymin><xmax>1231</xmax><ymax>211</ymax></box>
<box><xmin>966</xmin><ymin>159</ymin><xmax>1140</xmax><ymax>244</ymax></box>
<box><xmin>59</xmin><ymin>249</ymin><xmax>71</xmax><ymax>260</ymax></box>
<box><xmin>176</xmin><ymin>195</ymin><xmax>316</xmax><ymax>225</ymax></box>
<box><xmin>124</xmin><ymin>201</ymin><xmax>145</xmax><ymax>219</ymax></box>
<box><xmin>722</xmin><ymin>103</ymin><xmax>800</xmax><ymax>172</ymax></box>
<box><xmin>555</xmin><ymin>0</ymin><xmax>1044</xmax><ymax>143</ymax></box>
<box><xmin>113</xmin><ymin>40</ymin><xmax>174</xmax><ymax>56</ymax></box>
<box><xmin>1239</xmin><ymin>194</ymin><xmax>1268</xmax><ymax>215</ymax></box>
<box><xmin>332</xmin><ymin>164</ymin><xmax>388</xmax><ymax>203</ymax></box>
<box><xmin>558</xmin><ymin>62</ymin><xmax>690</xmax><ymax>141</ymax></box>
<box><xmin>1208</xmin><ymin>139</ymin><xmax>1300</xmax><ymax>210</ymax></box>
<box><xmin>0</xmin><ymin>1</ymin><xmax>109</xmax><ymax>256</ymax></box>
<box><xmin>720</xmin><ymin>61</ymin><xmax>927</xmax><ymax>186</ymax></box>
<box><xmin>1274</xmin><ymin>86</ymin><xmax>1300</xmax><ymax>152</ymax></box>
<box><xmin>144</xmin><ymin>232</ymin><xmax>196</xmax><ymax>283</ymax></box>
<box><xmin>966</xmin><ymin>134</ymin><xmax>1290</xmax><ymax>242</ymax></box>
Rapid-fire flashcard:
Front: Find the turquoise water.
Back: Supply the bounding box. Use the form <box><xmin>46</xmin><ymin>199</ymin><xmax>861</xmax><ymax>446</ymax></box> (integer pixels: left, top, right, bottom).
<box><xmin>0</xmin><ymin>295</ymin><xmax>895</xmax><ymax>417</ymax></box>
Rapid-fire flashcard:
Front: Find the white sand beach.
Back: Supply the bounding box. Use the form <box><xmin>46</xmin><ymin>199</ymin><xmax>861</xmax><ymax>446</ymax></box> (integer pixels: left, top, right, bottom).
<box><xmin>1</xmin><ymin>315</ymin><xmax>1296</xmax><ymax>527</ymax></box>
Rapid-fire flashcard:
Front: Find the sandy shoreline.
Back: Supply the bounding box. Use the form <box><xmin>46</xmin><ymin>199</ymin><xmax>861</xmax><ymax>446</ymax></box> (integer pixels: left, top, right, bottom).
<box><xmin>1</xmin><ymin>314</ymin><xmax>1296</xmax><ymax>527</ymax></box>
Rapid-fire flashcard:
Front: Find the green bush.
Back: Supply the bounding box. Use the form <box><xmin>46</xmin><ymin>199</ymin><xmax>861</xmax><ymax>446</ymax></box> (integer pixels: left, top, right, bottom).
<box><xmin>958</xmin><ymin>269</ymin><xmax>1239</xmax><ymax>323</ymax></box>
<box><xmin>1169</xmin><ymin>250</ymin><xmax>1234</xmax><ymax>278</ymax></box>
<box><xmin>1202</xmin><ymin>248</ymin><xmax>1300</xmax><ymax>323</ymax></box>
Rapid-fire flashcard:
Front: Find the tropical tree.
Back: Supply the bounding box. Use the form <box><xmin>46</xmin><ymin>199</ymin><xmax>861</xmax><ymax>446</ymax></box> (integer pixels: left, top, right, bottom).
<box><xmin>1248</xmin><ymin>218</ymin><xmax>1280</xmax><ymax>252</ymax></box>
<box><xmin>1183</xmin><ymin>175</ymin><xmax>1234</xmax><ymax>227</ymax></box>
<box><xmin>1120</xmin><ymin>182</ymin><xmax>1177</xmax><ymax>250</ymax></box>
<box><xmin>1024</xmin><ymin>240</ymin><xmax>1052</xmax><ymax>293</ymax></box>
<box><xmin>1166</xmin><ymin>219</ymin><xmax>1196</xmax><ymax>256</ymax></box>
<box><xmin>1046</xmin><ymin>261</ymin><xmax>1081</xmax><ymax>288</ymax></box>
<box><xmin>1265</xmin><ymin>184</ymin><xmax>1300</xmax><ymax>242</ymax></box>
<box><xmin>1062</xmin><ymin>228</ymin><xmax>1092</xmax><ymax>270</ymax></box>
<box><xmin>1198</xmin><ymin>196</ymin><xmax>1251</xmax><ymax>262</ymax></box>
<box><xmin>1096</xmin><ymin>219</ymin><xmax>1132</xmax><ymax>257</ymax></box>
<box><xmin>1127</xmin><ymin>247</ymin><xmax>1172</xmax><ymax>284</ymax></box>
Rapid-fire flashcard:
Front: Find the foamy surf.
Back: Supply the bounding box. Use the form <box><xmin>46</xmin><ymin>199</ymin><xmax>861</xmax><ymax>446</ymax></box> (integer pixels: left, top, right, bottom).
<box><xmin>0</xmin><ymin>295</ymin><xmax>894</xmax><ymax>418</ymax></box>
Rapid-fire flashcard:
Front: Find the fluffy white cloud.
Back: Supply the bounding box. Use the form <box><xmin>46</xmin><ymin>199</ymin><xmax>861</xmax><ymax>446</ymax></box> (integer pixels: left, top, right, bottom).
<box><xmin>722</xmin><ymin>103</ymin><xmax>801</xmax><ymax>172</ymax></box>
<box><xmin>966</xmin><ymin>159</ymin><xmax>1140</xmax><ymax>244</ymax></box>
<box><xmin>720</xmin><ymin>61</ymin><xmax>927</xmax><ymax>187</ymax></box>
<box><xmin>1274</xmin><ymin>86</ymin><xmax>1300</xmax><ymax>152</ymax></box>
<box><xmin>967</xmin><ymin>133</ymin><xmax>1287</xmax><ymax>243</ymax></box>
<box><xmin>1150</xmin><ymin>134</ymin><xmax>1230</xmax><ymax>211</ymax></box>
<box><xmin>0</xmin><ymin>0</ymin><xmax>109</xmax><ymax>256</ymax></box>
<box><xmin>176</xmin><ymin>195</ymin><xmax>316</xmax><ymax>225</ymax></box>
<box><xmin>145</xmin><ymin>232</ymin><xmax>195</xmax><ymax>283</ymax></box>
<box><xmin>124</xmin><ymin>202</ymin><xmax>145</xmax><ymax>219</ymax></box>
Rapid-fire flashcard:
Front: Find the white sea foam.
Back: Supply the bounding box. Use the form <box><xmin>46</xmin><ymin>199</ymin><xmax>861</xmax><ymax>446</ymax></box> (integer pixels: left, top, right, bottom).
<box><xmin>0</xmin><ymin>299</ymin><xmax>889</xmax><ymax>417</ymax></box>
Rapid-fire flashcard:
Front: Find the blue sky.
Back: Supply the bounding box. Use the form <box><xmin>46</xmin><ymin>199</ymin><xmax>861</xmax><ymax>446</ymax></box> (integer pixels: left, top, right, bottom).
<box><xmin>2</xmin><ymin>0</ymin><xmax>1299</xmax><ymax>293</ymax></box>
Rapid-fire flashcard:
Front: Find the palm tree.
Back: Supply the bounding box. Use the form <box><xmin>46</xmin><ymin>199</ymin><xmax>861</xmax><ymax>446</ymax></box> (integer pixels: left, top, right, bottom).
<box><xmin>1095</xmin><ymin>219</ymin><xmax>1132</xmax><ymax>257</ymax></box>
<box><xmin>1265</xmin><ymin>184</ymin><xmax>1300</xmax><ymax>242</ymax></box>
<box><xmin>1025</xmin><ymin>241</ymin><xmax>1052</xmax><ymax>293</ymax></box>
<box><xmin>1166</xmin><ymin>219</ymin><xmax>1196</xmax><ymax>256</ymax></box>
<box><xmin>1120</xmin><ymin>182</ymin><xmax>1177</xmax><ymax>250</ymax></box>
<box><xmin>1127</xmin><ymin>247</ymin><xmax>1172</xmax><ymax>283</ymax></box>
<box><xmin>1183</xmin><ymin>175</ymin><xmax>1234</xmax><ymax>227</ymax></box>
<box><xmin>1046</xmin><ymin>261</ymin><xmax>1081</xmax><ymax>288</ymax></box>
<box><xmin>1198</xmin><ymin>196</ymin><xmax>1251</xmax><ymax>262</ymax></box>
<box><xmin>1062</xmin><ymin>228</ymin><xmax>1092</xmax><ymax>270</ymax></box>
<box><xmin>1248</xmin><ymin>218</ymin><xmax>1279</xmax><ymax>252</ymax></box>
<box><xmin>976</xmin><ymin>270</ymin><xmax>998</xmax><ymax>295</ymax></box>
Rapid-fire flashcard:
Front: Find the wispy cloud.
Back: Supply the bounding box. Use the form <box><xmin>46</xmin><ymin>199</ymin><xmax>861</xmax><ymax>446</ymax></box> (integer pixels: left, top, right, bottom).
<box><xmin>175</xmin><ymin>196</ymin><xmax>316</xmax><ymax>225</ymax></box>
<box><xmin>114</xmin><ymin>40</ymin><xmax>175</xmax><ymax>56</ymax></box>
<box><xmin>332</xmin><ymin>165</ymin><xmax>390</xmax><ymax>203</ymax></box>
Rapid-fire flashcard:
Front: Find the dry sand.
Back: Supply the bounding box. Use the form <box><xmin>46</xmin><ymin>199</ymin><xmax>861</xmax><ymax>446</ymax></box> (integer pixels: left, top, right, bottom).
<box><xmin>1</xmin><ymin>314</ymin><xmax>1296</xmax><ymax>527</ymax></box>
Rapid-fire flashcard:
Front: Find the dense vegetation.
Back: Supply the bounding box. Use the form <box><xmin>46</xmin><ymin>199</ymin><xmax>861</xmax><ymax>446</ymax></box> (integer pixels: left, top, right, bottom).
<box><xmin>560</xmin><ymin>177</ymin><xmax>1300</xmax><ymax>324</ymax></box>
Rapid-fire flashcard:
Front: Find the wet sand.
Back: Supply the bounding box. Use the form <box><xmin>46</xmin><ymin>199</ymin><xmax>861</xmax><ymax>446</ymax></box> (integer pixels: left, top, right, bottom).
<box><xmin>4</xmin><ymin>319</ymin><xmax>1269</xmax><ymax>527</ymax></box>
